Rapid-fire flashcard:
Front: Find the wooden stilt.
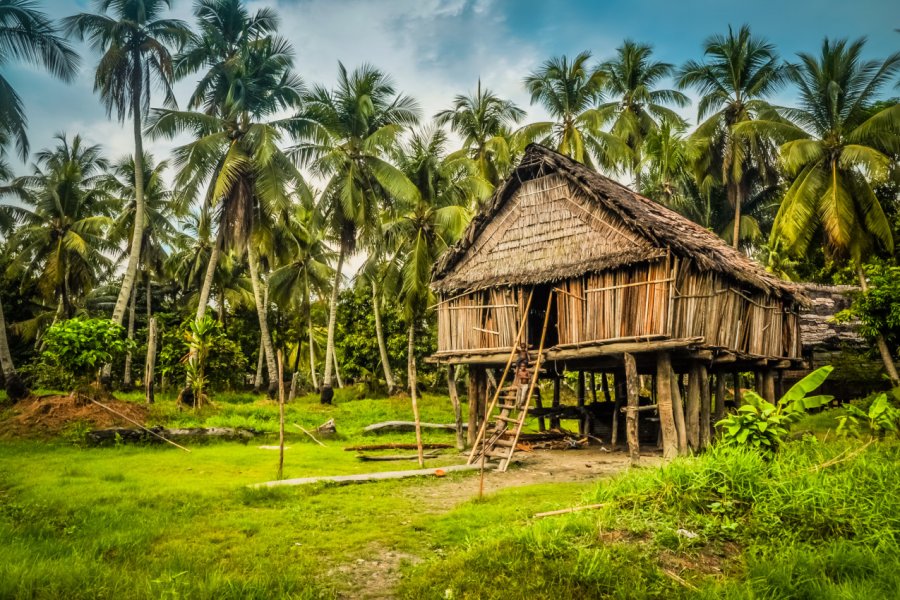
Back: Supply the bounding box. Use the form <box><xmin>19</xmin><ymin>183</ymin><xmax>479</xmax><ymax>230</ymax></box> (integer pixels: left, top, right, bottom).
<box><xmin>601</xmin><ymin>372</ymin><xmax>612</xmax><ymax>403</ymax></box>
<box><xmin>732</xmin><ymin>371</ymin><xmax>742</xmax><ymax>408</ymax></box>
<box><xmin>590</xmin><ymin>372</ymin><xmax>598</xmax><ymax>404</ymax></box>
<box><xmin>447</xmin><ymin>365</ymin><xmax>464</xmax><ymax>450</ymax></box>
<box><xmin>624</xmin><ymin>352</ymin><xmax>640</xmax><ymax>465</ymax></box>
<box><xmin>686</xmin><ymin>364</ymin><xmax>701</xmax><ymax>452</ymax></box>
<box><xmin>763</xmin><ymin>370</ymin><xmax>776</xmax><ymax>403</ymax></box>
<box><xmin>777</xmin><ymin>370</ymin><xmax>784</xmax><ymax>399</ymax></box>
<box><xmin>755</xmin><ymin>371</ymin><xmax>764</xmax><ymax>396</ymax></box>
<box><xmin>466</xmin><ymin>367</ymin><xmax>479</xmax><ymax>446</ymax></box>
<box><xmin>714</xmin><ymin>373</ymin><xmax>726</xmax><ymax>427</ymax></box>
<box><xmin>699</xmin><ymin>364</ymin><xmax>711</xmax><ymax>449</ymax></box>
<box><xmin>577</xmin><ymin>371</ymin><xmax>586</xmax><ymax>435</ymax></box>
<box><xmin>611</xmin><ymin>370</ymin><xmax>624</xmax><ymax>447</ymax></box>
<box><xmin>551</xmin><ymin>377</ymin><xmax>561</xmax><ymax>430</ymax></box>
<box><xmin>671</xmin><ymin>371</ymin><xmax>687</xmax><ymax>455</ymax></box>
<box><xmin>656</xmin><ymin>353</ymin><xmax>678</xmax><ymax>459</ymax></box>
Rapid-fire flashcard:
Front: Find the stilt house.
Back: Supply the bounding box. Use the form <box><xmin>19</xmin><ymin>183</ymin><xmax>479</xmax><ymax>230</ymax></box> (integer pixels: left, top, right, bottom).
<box><xmin>430</xmin><ymin>144</ymin><xmax>803</xmax><ymax>467</ymax></box>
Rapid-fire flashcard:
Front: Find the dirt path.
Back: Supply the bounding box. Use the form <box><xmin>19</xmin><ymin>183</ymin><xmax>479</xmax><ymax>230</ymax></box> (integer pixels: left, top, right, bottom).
<box><xmin>334</xmin><ymin>448</ymin><xmax>663</xmax><ymax>599</ymax></box>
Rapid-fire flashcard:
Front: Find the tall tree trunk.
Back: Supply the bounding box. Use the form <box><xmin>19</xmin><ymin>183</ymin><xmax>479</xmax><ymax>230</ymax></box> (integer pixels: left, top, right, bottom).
<box><xmin>730</xmin><ymin>182</ymin><xmax>742</xmax><ymax>251</ymax></box>
<box><xmin>0</xmin><ymin>297</ymin><xmax>27</xmax><ymax>401</ymax></box>
<box><xmin>145</xmin><ymin>271</ymin><xmax>152</xmax><ymax>321</ymax></box>
<box><xmin>123</xmin><ymin>282</ymin><xmax>137</xmax><ymax>388</ymax></box>
<box><xmin>196</xmin><ymin>228</ymin><xmax>224</xmax><ymax>323</ymax></box>
<box><xmin>253</xmin><ymin>334</ymin><xmax>265</xmax><ymax>393</ymax></box>
<box><xmin>111</xmin><ymin>59</ymin><xmax>146</xmax><ymax>326</ymax></box>
<box><xmin>247</xmin><ymin>245</ymin><xmax>279</xmax><ymax>397</ymax></box>
<box><xmin>144</xmin><ymin>317</ymin><xmax>157</xmax><ymax>404</ymax></box>
<box><xmin>332</xmin><ymin>345</ymin><xmax>344</xmax><ymax>389</ymax></box>
<box><xmin>305</xmin><ymin>272</ymin><xmax>319</xmax><ymax>391</ymax></box>
<box><xmin>408</xmin><ymin>320</ymin><xmax>424</xmax><ymax>467</ymax></box>
<box><xmin>320</xmin><ymin>243</ymin><xmax>345</xmax><ymax>403</ymax></box>
<box><xmin>856</xmin><ymin>264</ymin><xmax>900</xmax><ymax>386</ymax></box>
<box><xmin>372</xmin><ymin>280</ymin><xmax>396</xmax><ymax>394</ymax></box>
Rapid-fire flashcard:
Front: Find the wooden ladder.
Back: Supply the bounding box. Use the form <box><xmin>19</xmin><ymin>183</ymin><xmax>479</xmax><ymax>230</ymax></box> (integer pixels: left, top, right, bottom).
<box><xmin>467</xmin><ymin>291</ymin><xmax>554</xmax><ymax>473</ymax></box>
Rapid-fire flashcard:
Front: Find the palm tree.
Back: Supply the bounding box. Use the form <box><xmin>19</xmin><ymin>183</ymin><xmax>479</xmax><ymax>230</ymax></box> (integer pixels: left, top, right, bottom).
<box><xmin>1</xmin><ymin>134</ymin><xmax>114</xmax><ymax>320</ymax></box>
<box><xmin>64</xmin><ymin>0</ymin><xmax>189</xmax><ymax>331</ymax></box>
<box><xmin>435</xmin><ymin>80</ymin><xmax>525</xmax><ymax>186</ymax></box>
<box><xmin>149</xmin><ymin>34</ymin><xmax>303</xmax><ymax>397</ymax></box>
<box><xmin>290</xmin><ymin>62</ymin><xmax>420</xmax><ymax>403</ymax></box>
<box><xmin>388</xmin><ymin>127</ymin><xmax>481</xmax><ymax>464</ymax></box>
<box><xmin>597</xmin><ymin>41</ymin><xmax>689</xmax><ymax>192</ymax></box>
<box><xmin>761</xmin><ymin>38</ymin><xmax>900</xmax><ymax>384</ymax></box>
<box><xmin>359</xmin><ymin>240</ymin><xmax>401</xmax><ymax>394</ymax></box>
<box><xmin>677</xmin><ymin>25</ymin><xmax>785</xmax><ymax>249</ymax></box>
<box><xmin>105</xmin><ymin>152</ymin><xmax>177</xmax><ymax>385</ymax></box>
<box><xmin>0</xmin><ymin>0</ymin><xmax>79</xmax><ymax>161</ymax></box>
<box><xmin>641</xmin><ymin>117</ymin><xmax>696</xmax><ymax>211</ymax></box>
<box><xmin>523</xmin><ymin>51</ymin><xmax>626</xmax><ymax>169</ymax></box>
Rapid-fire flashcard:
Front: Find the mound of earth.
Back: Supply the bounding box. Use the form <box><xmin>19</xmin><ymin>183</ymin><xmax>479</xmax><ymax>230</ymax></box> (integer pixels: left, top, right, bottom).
<box><xmin>0</xmin><ymin>387</ymin><xmax>148</xmax><ymax>438</ymax></box>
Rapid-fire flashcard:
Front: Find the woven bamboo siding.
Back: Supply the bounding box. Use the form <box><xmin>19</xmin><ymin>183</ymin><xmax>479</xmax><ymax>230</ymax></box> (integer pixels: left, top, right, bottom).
<box><xmin>436</xmin><ymin>288</ymin><xmax>524</xmax><ymax>352</ymax></box>
<box><xmin>670</xmin><ymin>260</ymin><xmax>801</xmax><ymax>358</ymax></box>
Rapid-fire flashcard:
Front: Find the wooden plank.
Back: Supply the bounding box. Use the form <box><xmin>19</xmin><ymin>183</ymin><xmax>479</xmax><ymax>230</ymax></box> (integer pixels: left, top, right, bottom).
<box><xmin>624</xmin><ymin>352</ymin><xmax>640</xmax><ymax>466</ymax></box>
<box><xmin>656</xmin><ymin>353</ymin><xmax>678</xmax><ymax>459</ymax></box>
<box><xmin>254</xmin><ymin>464</ymin><xmax>490</xmax><ymax>488</ymax></box>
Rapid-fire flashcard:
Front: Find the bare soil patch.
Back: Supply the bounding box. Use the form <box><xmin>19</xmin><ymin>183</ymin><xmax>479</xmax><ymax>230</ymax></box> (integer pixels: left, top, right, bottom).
<box><xmin>0</xmin><ymin>390</ymin><xmax>148</xmax><ymax>438</ymax></box>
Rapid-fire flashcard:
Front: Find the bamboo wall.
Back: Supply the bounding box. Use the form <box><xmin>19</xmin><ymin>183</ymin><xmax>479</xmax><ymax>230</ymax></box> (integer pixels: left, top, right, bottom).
<box><xmin>436</xmin><ymin>287</ymin><xmax>525</xmax><ymax>352</ymax></box>
<box><xmin>436</xmin><ymin>259</ymin><xmax>801</xmax><ymax>359</ymax></box>
<box><xmin>555</xmin><ymin>260</ymin><xmax>671</xmax><ymax>344</ymax></box>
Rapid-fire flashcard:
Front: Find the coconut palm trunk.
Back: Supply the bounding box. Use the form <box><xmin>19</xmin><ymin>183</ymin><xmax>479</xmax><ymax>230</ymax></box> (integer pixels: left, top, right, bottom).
<box><xmin>247</xmin><ymin>244</ymin><xmax>279</xmax><ymax>397</ymax></box>
<box><xmin>407</xmin><ymin>320</ymin><xmax>425</xmax><ymax>467</ymax></box>
<box><xmin>123</xmin><ymin>283</ymin><xmax>137</xmax><ymax>387</ymax></box>
<box><xmin>196</xmin><ymin>228</ymin><xmax>224</xmax><ymax>322</ymax></box>
<box><xmin>372</xmin><ymin>280</ymin><xmax>396</xmax><ymax>394</ymax></box>
<box><xmin>111</xmin><ymin>57</ymin><xmax>146</xmax><ymax>326</ymax></box>
<box><xmin>305</xmin><ymin>272</ymin><xmax>319</xmax><ymax>390</ymax></box>
<box><xmin>0</xmin><ymin>297</ymin><xmax>28</xmax><ymax>401</ymax></box>
<box><xmin>253</xmin><ymin>334</ymin><xmax>265</xmax><ymax>393</ymax></box>
<box><xmin>856</xmin><ymin>265</ymin><xmax>900</xmax><ymax>386</ymax></box>
<box><xmin>729</xmin><ymin>182</ymin><xmax>742</xmax><ymax>250</ymax></box>
<box><xmin>320</xmin><ymin>242</ymin><xmax>345</xmax><ymax>403</ymax></box>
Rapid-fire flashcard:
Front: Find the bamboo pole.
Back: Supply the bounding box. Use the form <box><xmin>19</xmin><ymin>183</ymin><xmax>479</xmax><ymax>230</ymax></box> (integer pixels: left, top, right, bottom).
<box><xmin>624</xmin><ymin>352</ymin><xmax>640</xmax><ymax>466</ymax></box>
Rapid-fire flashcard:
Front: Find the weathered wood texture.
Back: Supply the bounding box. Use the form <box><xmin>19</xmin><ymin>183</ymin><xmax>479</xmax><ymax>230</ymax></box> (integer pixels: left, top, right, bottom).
<box><xmin>624</xmin><ymin>352</ymin><xmax>640</xmax><ymax>465</ymax></box>
<box><xmin>656</xmin><ymin>353</ymin><xmax>678</xmax><ymax>459</ymax></box>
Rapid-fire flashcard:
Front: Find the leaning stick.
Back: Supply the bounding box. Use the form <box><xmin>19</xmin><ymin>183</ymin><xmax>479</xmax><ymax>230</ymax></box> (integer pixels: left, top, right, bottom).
<box><xmin>533</xmin><ymin>503</ymin><xmax>605</xmax><ymax>519</ymax></box>
<box><xmin>85</xmin><ymin>398</ymin><xmax>190</xmax><ymax>452</ymax></box>
<box><xmin>293</xmin><ymin>423</ymin><xmax>326</xmax><ymax>447</ymax></box>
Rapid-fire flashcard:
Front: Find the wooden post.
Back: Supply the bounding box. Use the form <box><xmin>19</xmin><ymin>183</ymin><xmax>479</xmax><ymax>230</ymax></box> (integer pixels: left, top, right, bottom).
<box><xmin>714</xmin><ymin>373</ymin><xmax>726</xmax><ymax>426</ymax></box>
<box><xmin>467</xmin><ymin>366</ymin><xmax>479</xmax><ymax>446</ymax></box>
<box><xmin>656</xmin><ymin>353</ymin><xmax>678</xmax><ymax>459</ymax></box>
<box><xmin>763</xmin><ymin>370</ymin><xmax>776</xmax><ymax>403</ymax></box>
<box><xmin>777</xmin><ymin>370</ymin><xmax>785</xmax><ymax>399</ymax></box>
<box><xmin>550</xmin><ymin>377</ymin><xmax>561</xmax><ymax>430</ymax></box>
<box><xmin>590</xmin><ymin>372</ymin><xmax>598</xmax><ymax>404</ymax></box>
<box><xmin>732</xmin><ymin>371</ymin><xmax>742</xmax><ymax>408</ymax></box>
<box><xmin>533</xmin><ymin>382</ymin><xmax>546</xmax><ymax>432</ymax></box>
<box><xmin>144</xmin><ymin>317</ymin><xmax>157</xmax><ymax>404</ymax></box>
<box><xmin>686</xmin><ymin>364</ymin><xmax>701</xmax><ymax>451</ymax></box>
<box><xmin>577</xmin><ymin>371</ymin><xmax>586</xmax><ymax>435</ymax></box>
<box><xmin>601</xmin><ymin>372</ymin><xmax>612</xmax><ymax>403</ymax></box>
<box><xmin>671</xmin><ymin>371</ymin><xmax>687</xmax><ymax>455</ymax></box>
<box><xmin>624</xmin><ymin>353</ymin><xmax>640</xmax><ymax>465</ymax></box>
<box><xmin>611</xmin><ymin>370</ymin><xmax>624</xmax><ymax>446</ymax></box>
<box><xmin>755</xmin><ymin>371</ymin><xmax>764</xmax><ymax>397</ymax></box>
<box><xmin>699</xmin><ymin>364</ymin><xmax>711</xmax><ymax>449</ymax></box>
<box><xmin>447</xmin><ymin>365</ymin><xmax>464</xmax><ymax>450</ymax></box>
<box><xmin>277</xmin><ymin>350</ymin><xmax>285</xmax><ymax>480</ymax></box>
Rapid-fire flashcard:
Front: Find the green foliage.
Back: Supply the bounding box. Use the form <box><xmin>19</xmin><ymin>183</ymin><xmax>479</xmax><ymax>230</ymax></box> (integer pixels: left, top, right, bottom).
<box><xmin>837</xmin><ymin>262</ymin><xmax>900</xmax><ymax>349</ymax></box>
<box><xmin>184</xmin><ymin>316</ymin><xmax>217</xmax><ymax>407</ymax></box>
<box><xmin>157</xmin><ymin>317</ymin><xmax>248</xmax><ymax>391</ymax></box>
<box><xmin>837</xmin><ymin>391</ymin><xmax>900</xmax><ymax>438</ymax></box>
<box><xmin>716</xmin><ymin>366</ymin><xmax>833</xmax><ymax>452</ymax></box>
<box><xmin>40</xmin><ymin>318</ymin><xmax>134</xmax><ymax>383</ymax></box>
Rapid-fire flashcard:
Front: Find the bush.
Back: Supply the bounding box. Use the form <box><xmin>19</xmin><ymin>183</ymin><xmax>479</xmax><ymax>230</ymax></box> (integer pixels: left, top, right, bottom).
<box><xmin>40</xmin><ymin>318</ymin><xmax>135</xmax><ymax>384</ymax></box>
<box><xmin>157</xmin><ymin>318</ymin><xmax>248</xmax><ymax>391</ymax></box>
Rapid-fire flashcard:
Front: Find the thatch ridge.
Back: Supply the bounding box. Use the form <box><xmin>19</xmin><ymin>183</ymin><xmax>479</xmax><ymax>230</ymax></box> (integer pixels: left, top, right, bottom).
<box><xmin>433</xmin><ymin>144</ymin><xmax>799</xmax><ymax>299</ymax></box>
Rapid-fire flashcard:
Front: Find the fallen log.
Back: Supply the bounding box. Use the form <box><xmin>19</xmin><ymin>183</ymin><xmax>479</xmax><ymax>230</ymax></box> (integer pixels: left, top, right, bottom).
<box><xmin>253</xmin><ymin>463</ymin><xmax>492</xmax><ymax>488</ymax></box>
<box><xmin>363</xmin><ymin>421</ymin><xmax>467</xmax><ymax>434</ymax></box>
<box><xmin>87</xmin><ymin>426</ymin><xmax>257</xmax><ymax>446</ymax></box>
<box><xmin>356</xmin><ymin>452</ymin><xmax>440</xmax><ymax>462</ymax></box>
<box><xmin>344</xmin><ymin>443</ymin><xmax>454</xmax><ymax>452</ymax></box>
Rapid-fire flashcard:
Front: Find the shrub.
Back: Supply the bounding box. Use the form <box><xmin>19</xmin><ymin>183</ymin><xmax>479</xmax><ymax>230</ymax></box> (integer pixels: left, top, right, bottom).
<box><xmin>157</xmin><ymin>318</ymin><xmax>248</xmax><ymax>391</ymax></box>
<box><xmin>837</xmin><ymin>391</ymin><xmax>900</xmax><ymax>438</ymax></box>
<box><xmin>40</xmin><ymin>318</ymin><xmax>135</xmax><ymax>384</ymax></box>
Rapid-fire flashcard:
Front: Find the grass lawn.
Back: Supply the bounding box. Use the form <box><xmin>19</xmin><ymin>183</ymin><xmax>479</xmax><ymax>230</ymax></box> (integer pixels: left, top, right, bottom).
<box><xmin>2</xmin><ymin>389</ymin><xmax>898</xmax><ymax>599</ymax></box>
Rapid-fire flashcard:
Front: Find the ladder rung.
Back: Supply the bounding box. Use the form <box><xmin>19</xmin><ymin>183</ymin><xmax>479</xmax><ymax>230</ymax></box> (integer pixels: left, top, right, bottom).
<box><xmin>494</xmin><ymin>438</ymin><xmax>514</xmax><ymax>447</ymax></box>
<box><xmin>497</xmin><ymin>403</ymin><xmax>518</xmax><ymax>410</ymax></box>
<box><xmin>485</xmin><ymin>449</ymin><xmax>509</xmax><ymax>459</ymax></box>
<box><xmin>496</xmin><ymin>415</ymin><xmax>520</xmax><ymax>423</ymax></box>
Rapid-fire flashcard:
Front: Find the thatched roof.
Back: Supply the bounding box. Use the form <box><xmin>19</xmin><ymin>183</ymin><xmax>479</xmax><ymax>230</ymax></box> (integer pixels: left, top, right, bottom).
<box><xmin>432</xmin><ymin>144</ymin><xmax>799</xmax><ymax>300</ymax></box>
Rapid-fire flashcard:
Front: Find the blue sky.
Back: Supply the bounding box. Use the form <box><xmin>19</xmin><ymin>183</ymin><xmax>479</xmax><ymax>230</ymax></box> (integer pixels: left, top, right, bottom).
<box><xmin>6</xmin><ymin>0</ymin><xmax>900</xmax><ymax>174</ymax></box>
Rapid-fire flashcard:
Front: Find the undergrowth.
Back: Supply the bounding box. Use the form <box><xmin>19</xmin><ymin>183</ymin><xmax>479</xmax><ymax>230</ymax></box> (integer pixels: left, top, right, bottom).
<box><xmin>401</xmin><ymin>438</ymin><xmax>900</xmax><ymax>599</ymax></box>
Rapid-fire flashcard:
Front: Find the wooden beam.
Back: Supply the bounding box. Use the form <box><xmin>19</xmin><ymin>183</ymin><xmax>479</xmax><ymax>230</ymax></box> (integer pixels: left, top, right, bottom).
<box><xmin>447</xmin><ymin>365</ymin><xmax>465</xmax><ymax>450</ymax></box>
<box><xmin>624</xmin><ymin>352</ymin><xmax>640</xmax><ymax>466</ymax></box>
<box><xmin>686</xmin><ymin>364</ymin><xmax>701</xmax><ymax>452</ymax></box>
<box><xmin>656</xmin><ymin>353</ymin><xmax>678</xmax><ymax>459</ymax></box>
<box><xmin>699</xmin><ymin>364</ymin><xmax>711</xmax><ymax>449</ymax></box>
<box><xmin>546</xmin><ymin>337</ymin><xmax>704</xmax><ymax>362</ymax></box>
